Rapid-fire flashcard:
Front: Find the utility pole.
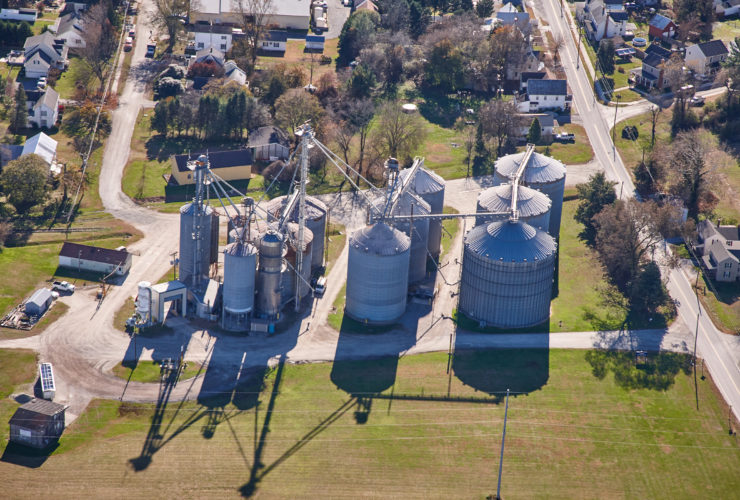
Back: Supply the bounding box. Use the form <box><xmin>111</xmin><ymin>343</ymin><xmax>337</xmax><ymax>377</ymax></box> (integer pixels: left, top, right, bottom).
<box><xmin>170</xmin><ymin>251</ymin><xmax>178</xmax><ymax>281</ymax></box>
<box><xmin>496</xmin><ymin>388</ymin><xmax>510</xmax><ymax>500</ymax></box>
<box><xmin>612</xmin><ymin>94</ymin><xmax>622</xmax><ymax>157</ymax></box>
<box><xmin>693</xmin><ymin>310</ymin><xmax>701</xmax><ymax>366</ymax></box>
<box><xmin>576</xmin><ymin>25</ymin><xmax>583</xmax><ymax>69</ymax></box>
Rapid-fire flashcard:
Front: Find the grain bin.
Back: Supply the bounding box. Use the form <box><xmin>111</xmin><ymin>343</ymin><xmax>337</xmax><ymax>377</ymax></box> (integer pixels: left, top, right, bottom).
<box><xmin>459</xmin><ymin>219</ymin><xmax>557</xmax><ymax>329</ymax></box>
<box><xmin>135</xmin><ymin>281</ymin><xmax>152</xmax><ymax>322</ymax></box>
<box><xmin>475</xmin><ymin>183</ymin><xmax>552</xmax><ymax>230</ymax></box>
<box><xmin>262</xmin><ymin>195</ymin><xmax>327</xmax><ymax>270</ymax></box>
<box><xmin>255</xmin><ymin>230</ymin><xmax>285</xmax><ymax>318</ymax></box>
<box><xmin>179</xmin><ymin>202</ymin><xmax>216</xmax><ymax>289</ymax></box>
<box><xmin>281</xmin><ymin>222</ymin><xmax>314</xmax><ymax>303</ymax></box>
<box><xmin>221</xmin><ymin>241</ymin><xmax>257</xmax><ymax>332</ymax></box>
<box><xmin>346</xmin><ymin>223</ymin><xmax>411</xmax><ymax>324</ymax></box>
<box><xmin>375</xmin><ymin>192</ymin><xmax>430</xmax><ymax>284</ymax></box>
<box><xmin>494</xmin><ymin>151</ymin><xmax>566</xmax><ymax>238</ymax></box>
<box><xmin>399</xmin><ymin>166</ymin><xmax>445</xmax><ymax>260</ymax></box>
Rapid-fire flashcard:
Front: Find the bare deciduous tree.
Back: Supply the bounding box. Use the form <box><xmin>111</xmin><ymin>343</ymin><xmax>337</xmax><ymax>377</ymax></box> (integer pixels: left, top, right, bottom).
<box><xmin>233</xmin><ymin>0</ymin><xmax>274</xmax><ymax>66</ymax></box>
<box><xmin>81</xmin><ymin>2</ymin><xmax>118</xmax><ymax>92</ymax></box>
<box><xmin>371</xmin><ymin>100</ymin><xmax>426</xmax><ymax>164</ymax></box>
<box><xmin>479</xmin><ymin>98</ymin><xmax>522</xmax><ymax>157</ymax></box>
<box><xmin>153</xmin><ymin>0</ymin><xmax>190</xmax><ymax>52</ymax></box>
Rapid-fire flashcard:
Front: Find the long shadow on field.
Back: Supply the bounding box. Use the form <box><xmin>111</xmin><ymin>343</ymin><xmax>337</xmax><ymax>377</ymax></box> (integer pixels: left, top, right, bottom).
<box><xmin>453</xmin><ymin>337</ymin><xmax>550</xmax><ymax>404</ymax></box>
<box><xmin>1</xmin><ymin>442</ymin><xmax>58</xmax><ymax>469</ymax></box>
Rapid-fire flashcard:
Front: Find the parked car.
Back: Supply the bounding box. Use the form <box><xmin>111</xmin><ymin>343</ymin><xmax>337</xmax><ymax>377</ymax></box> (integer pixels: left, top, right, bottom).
<box><xmin>128</xmin><ymin>26</ymin><xmax>136</xmax><ymax>38</ymax></box>
<box><xmin>124</xmin><ymin>36</ymin><xmax>133</xmax><ymax>51</ymax></box>
<box><xmin>37</xmin><ymin>76</ymin><xmax>47</xmax><ymax>89</ymax></box>
<box><xmin>689</xmin><ymin>95</ymin><xmax>705</xmax><ymax>106</ymax></box>
<box><xmin>146</xmin><ymin>43</ymin><xmax>156</xmax><ymax>57</ymax></box>
<box><xmin>52</xmin><ymin>281</ymin><xmax>75</xmax><ymax>293</ymax></box>
<box><xmin>554</xmin><ymin>132</ymin><xmax>575</xmax><ymax>142</ymax></box>
<box><xmin>314</xmin><ymin>277</ymin><xmax>327</xmax><ymax>297</ymax></box>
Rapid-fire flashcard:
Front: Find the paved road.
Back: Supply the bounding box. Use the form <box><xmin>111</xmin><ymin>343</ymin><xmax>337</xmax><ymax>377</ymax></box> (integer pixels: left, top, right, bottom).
<box><xmin>539</xmin><ymin>0</ymin><xmax>740</xmax><ymax>422</ymax></box>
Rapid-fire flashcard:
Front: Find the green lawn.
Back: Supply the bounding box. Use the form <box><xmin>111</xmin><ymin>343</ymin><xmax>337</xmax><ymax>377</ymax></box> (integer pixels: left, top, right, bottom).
<box><xmin>112</xmin><ymin>360</ymin><xmax>203</xmax><ymax>383</ymax></box>
<box><xmin>53</xmin><ymin>57</ymin><xmax>100</xmax><ymax>100</ymax></box>
<box><xmin>31</xmin><ymin>20</ymin><xmax>55</xmax><ymax>36</ymax></box>
<box><xmin>614</xmin><ymin>109</ymin><xmax>672</xmax><ymax>170</ymax></box>
<box><xmin>440</xmin><ymin>206</ymin><xmax>460</xmax><ymax>260</ymax></box>
<box><xmin>613</xmin><ymin>59</ymin><xmax>641</xmax><ymax>89</ymax></box>
<box><xmin>0</xmin><ymin>349</ymin><xmax>38</xmax><ymax>454</ymax></box>
<box><xmin>122</xmin><ymin>159</ymin><xmax>170</xmax><ymax>199</ymax></box>
<box><xmin>713</xmin><ymin>18</ymin><xmax>740</xmax><ymax>43</ymax></box>
<box><xmin>518</xmin><ymin>123</ymin><xmax>594</xmax><ymax>165</ymax></box>
<box><xmin>0</xmin><ymin>350</ymin><xmax>737</xmax><ymax>497</ymax></box>
<box><xmin>323</xmin><ymin>222</ymin><xmax>346</xmax><ymax>276</ymax></box>
<box><xmin>420</xmin><ymin>120</ymin><xmax>469</xmax><ymax>180</ymax></box>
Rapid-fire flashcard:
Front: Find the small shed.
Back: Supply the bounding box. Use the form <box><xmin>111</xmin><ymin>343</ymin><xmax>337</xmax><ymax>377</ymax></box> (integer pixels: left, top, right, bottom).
<box><xmin>9</xmin><ymin>399</ymin><xmax>66</xmax><ymax>449</ymax></box>
<box><xmin>305</xmin><ymin>34</ymin><xmax>325</xmax><ymax>51</ymax></box>
<box><xmin>59</xmin><ymin>242</ymin><xmax>133</xmax><ymax>276</ymax></box>
<box><xmin>261</xmin><ymin>30</ymin><xmax>288</xmax><ymax>52</ymax></box>
<box><xmin>248</xmin><ymin>126</ymin><xmax>290</xmax><ymax>161</ymax></box>
<box><xmin>25</xmin><ymin>289</ymin><xmax>53</xmax><ymax>316</ymax></box>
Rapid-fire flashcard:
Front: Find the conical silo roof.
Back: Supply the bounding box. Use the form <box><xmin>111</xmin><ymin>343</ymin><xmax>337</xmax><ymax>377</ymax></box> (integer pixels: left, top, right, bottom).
<box><xmin>478</xmin><ymin>183</ymin><xmax>552</xmax><ymax>218</ymax></box>
<box><xmin>350</xmin><ymin>222</ymin><xmax>411</xmax><ymax>256</ymax></box>
<box><xmin>375</xmin><ymin>191</ymin><xmax>431</xmax><ymax>217</ymax></box>
<box><xmin>495</xmin><ymin>151</ymin><xmax>566</xmax><ymax>184</ymax></box>
<box><xmin>465</xmin><ymin>220</ymin><xmax>557</xmax><ymax>262</ymax></box>
<box><xmin>224</xmin><ymin>240</ymin><xmax>257</xmax><ymax>257</ymax></box>
<box><xmin>399</xmin><ymin>166</ymin><xmax>445</xmax><ymax>195</ymax></box>
<box><xmin>285</xmin><ymin>222</ymin><xmax>314</xmax><ymax>252</ymax></box>
<box><xmin>261</xmin><ymin>195</ymin><xmax>327</xmax><ymax>221</ymax></box>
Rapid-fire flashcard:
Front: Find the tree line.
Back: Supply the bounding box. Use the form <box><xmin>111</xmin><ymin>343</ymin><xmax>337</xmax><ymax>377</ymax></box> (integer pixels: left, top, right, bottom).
<box><xmin>0</xmin><ymin>20</ymin><xmax>32</xmax><ymax>47</ymax></box>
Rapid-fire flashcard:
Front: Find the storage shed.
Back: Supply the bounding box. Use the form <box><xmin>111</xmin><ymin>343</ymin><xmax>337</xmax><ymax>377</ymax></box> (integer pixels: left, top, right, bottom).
<box><xmin>59</xmin><ymin>242</ymin><xmax>133</xmax><ymax>276</ymax></box>
<box><xmin>25</xmin><ymin>288</ymin><xmax>53</xmax><ymax>316</ymax></box>
<box><xmin>9</xmin><ymin>399</ymin><xmax>66</xmax><ymax>449</ymax></box>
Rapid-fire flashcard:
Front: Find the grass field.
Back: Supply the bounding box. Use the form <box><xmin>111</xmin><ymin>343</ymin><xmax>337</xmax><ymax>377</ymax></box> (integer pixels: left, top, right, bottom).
<box><xmin>0</xmin><ymin>349</ymin><xmax>38</xmax><ymax>454</ymax></box>
<box><xmin>0</xmin><ymin>349</ymin><xmax>737</xmax><ymax>497</ymax></box>
<box><xmin>440</xmin><ymin>206</ymin><xmax>460</xmax><ymax>261</ymax></box>
<box><xmin>614</xmin><ymin>109</ymin><xmax>672</xmax><ymax>170</ymax></box>
<box><xmin>518</xmin><ymin>123</ymin><xmax>594</xmax><ymax>165</ymax></box>
<box><xmin>713</xmin><ymin>18</ymin><xmax>740</xmax><ymax>43</ymax></box>
<box><xmin>53</xmin><ymin>57</ymin><xmax>101</xmax><ymax>100</ymax></box>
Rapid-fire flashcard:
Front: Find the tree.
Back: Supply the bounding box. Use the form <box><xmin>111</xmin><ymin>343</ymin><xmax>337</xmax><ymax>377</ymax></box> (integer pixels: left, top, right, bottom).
<box><xmin>673</xmin><ymin>0</ymin><xmax>714</xmax><ymax>40</ymax></box>
<box><xmin>10</xmin><ymin>84</ymin><xmax>26</xmax><ymax>132</ymax></box>
<box><xmin>233</xmin><ymin>0</ymin><xmax>274</xmax><ymax>66</ymax></box>
<box><xmin>479</xmin><ymin>98</ymin><xmax>521</xmax><ymax>157</ymax></box>
<box><xmin>594</xmin><ymin>199</ymin><xmax>680</xmax><ymax>289</ymax></box>
<box><xmin>629</xmin><ymin>261</ymin><xmax>669</xmax><ymax>314</ymax></box>
<box><xmin>647</xmin><ymin>104</ymin><xmax>662</xmax><ymax>147</ymax></box>
<box><xmin>152</xmin><ymin>0</ymin><xmax>189</xmax><ymax>52</ymax></box>
<box><xmin>424</xmin><ymin>38</ymin><xmax>465</xmax><ymax>92</ymax></box>
<box><xmin>455</xmin><ymin>118</ymin><xmax>476</xmax><ymax>178</ymax></box>
<box><xmin>372</xmin><ymin>100</ymin><xmax>426</xmax><ymax>162</ymax></box>
<box><xmin>597</xmin><ymin>39</ymin><xmax>615</xmax><ymax>75</ymax></box>
<box><xmin>62</xmin><ymin>102</ymin><xmax>112</xmax><ymax>139</ymax></box>
<box><xmin>488</xmin><ymin>25</ymin><xmax>527</xmax><ymax>90</ymax></box>
<box><xmin>347</xmin><ymin>63</ymin><xmax>376</xmax><ymax>98</ymax></box>
<box><xmin>527</xmin><ymin>117</ymin><xmax>541</xmax><ymax>145</ymax></box>
<box><xmin>274</xmin><ymin>89</ymin><xmax>323</xmax><ymax>143</ymax></box>
<box><xmin>575</xmin><ymin>172</ymin><xmax>617</xmax><ymax>243</ymax></box>
<box><xmin>81</xmin><ymin>2</ymin><xmax>118</xmax><ymax>92</ymax></box>
<box><xmin>475</xmin><ymin>0</ymin><xmax>494</xmax><ymax>17</ymax></box>
<box><xmin>0</xmin><ymin>154</ymin><xmax>49</xmax><ymax>213</ymax></box>
<box><xmin>337</xmin><ymin>10</ymin><xmax>380</xmax><ymax>67</ymax></box>
<box><xmin>151</xmin><ymin>99</ymin><xmax>171</xmax><ymax>135</ymax></box>
<box><xmin>408</xmin><ymin>0</ymin><xmax>430</xmax><ymax>38</ymax></box>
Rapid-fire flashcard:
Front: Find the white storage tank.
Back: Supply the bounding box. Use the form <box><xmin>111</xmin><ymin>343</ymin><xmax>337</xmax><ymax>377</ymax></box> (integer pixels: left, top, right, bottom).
<box><xmin>346</xmin><ymin>223</ymin><xmax>411</xmax><ymax>324</ymax></box>
<box><xmin>136</xmin><ymin>281</ymin><xmax>152</xmax><ymax>319</ymax></box>
<box><xmin>399</xmin><ymin>166</ymin><xmax>445</xmax><ymax>260</ymax></box>
<box><xmin>375</xmin><ymin>192</ymin><xmax>430</xmax><ymax>284</ymax></box>
<box><xmin>494</xmin><ymin>151</ymin><xmax>566</xmax><ymax>238</ymax></box>
<box><xmin>262</xmin><ymin>195</ymin><xmax>327</xmax><ymax>270</ymax></box>
<box><xmin>459</xmin><ymin>219</ymin><xmax>557</xmax><ymax>329</ymax></box>
<box><xmin>222</xmin><ymin>241</ymin><xmax>257</xmax><ymax>332</ymax></box>
<box><xmin>476</xmin><ymin>183</ymin><xmax>552</xmax><ymax>230</ymax></box>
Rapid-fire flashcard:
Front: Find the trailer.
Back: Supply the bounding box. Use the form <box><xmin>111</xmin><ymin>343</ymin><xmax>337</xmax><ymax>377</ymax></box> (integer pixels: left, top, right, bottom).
<box><xmin>39</xmin><ymin>362</ymin><xmax>56</xmax><ymax>400</ymax></box>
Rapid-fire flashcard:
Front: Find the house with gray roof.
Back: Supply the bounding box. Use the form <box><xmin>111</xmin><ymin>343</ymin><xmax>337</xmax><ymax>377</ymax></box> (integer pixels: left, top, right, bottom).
<box><xmin>576</xmin><ymin>0</ymin><xmax>628</xmax><ymax>41</ymax></box>
<box><xmin>685</xmin><ymin>39</ymin><xmax>729</xmax><ymax>78</ymax></box>
<box><xmin>648</xmin><ymin>13</ymin><xmax>677</xmax><ymax>39</ymax></box>
<box><xmin>51</xmin><ymin>11</ymin><xmax>86</xmax><ymax>49</ymax></box>
<box><xmin>27</xmin><ymin>87</ymin><xmax>59</xmax><ymax>129</ymax></box>
<box><xmin>23</xmin><ymin>32</ymin><xmax>69</xmax><ymax>79</ymax></box>
<box><xmin>695</xmin><ymin>219</ymin><xmax>740</xmax><ymax>282</ymax></box>
<box><xmin>523</xmin><ymin>79</ymin><xmax>571</xmax><ymax>112</ymax></box>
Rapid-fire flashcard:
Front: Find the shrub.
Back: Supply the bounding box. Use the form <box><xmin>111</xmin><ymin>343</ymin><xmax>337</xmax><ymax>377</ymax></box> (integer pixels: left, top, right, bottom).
<box><xmin>187</xmin><ymin>62</ymin><xmax>225</xmax><ymax>79</ymax></box>
<box><xmin>159</xmin><ymin>64</ymin><xmax>187</xmax><ymax>80</ymax></box>
<box><xmin>156</xmin><ymin>77</ymin><xmax>184</xmax><ymax>98</ymax></box>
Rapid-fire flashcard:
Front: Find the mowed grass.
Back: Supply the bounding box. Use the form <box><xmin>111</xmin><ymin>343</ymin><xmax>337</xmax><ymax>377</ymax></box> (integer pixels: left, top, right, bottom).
<box><xmin>0</xmin><ymin>349</ymin><xmax>38</xmax><ymax>454</ymax></box>
<box><xmin>713</xmin><ymin>18</ymin><xmax>740</xmax><ymax>43</ymax></box>
<box><xmin>615</xmin><ymin>109</ymin><xmax>672</xmax><ymax>170</ymax></box>
<box><xmin>0</xmin><ymin>350</ymin><xmax>737</xmax><ymax>497</ymax></box>
<box><xmin>517</xmin><ymin>123</ymin><xmax>594</xmax><ymax>165</ymax></box>
<box><xmin>440</xmin><ymin>206</ymin><xmax>460</xmax><ymax>260</ymax></box>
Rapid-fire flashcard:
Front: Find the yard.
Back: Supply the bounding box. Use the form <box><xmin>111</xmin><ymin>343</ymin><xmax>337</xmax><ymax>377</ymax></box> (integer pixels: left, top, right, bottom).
<box><xmin>0</xmin><ymin>349</ymin><xmax>38</xmax><ymax>454</ymax></box>
<box><xmin>256</xmin><ymin>38</ymin><xmax>339</xmax><ymax>83</ymax></box>
<box><xmin>0</xmin><ymin>349</ymin><xmax>737</xmax><ymax>497</ymax></box>
<box><xmin>53</xmin><ymin>57</ymin><xmax>100</xmax><ymax>100</ymax></box>
<box><xmin>713</xmin><ymin>18</ymin><xmax>740</xmax><ymax>44</ymax></box>
<box><xmin>614</xmin><ymin>109</ymin><xmax>672</xmax><ymax>171</ymax></box>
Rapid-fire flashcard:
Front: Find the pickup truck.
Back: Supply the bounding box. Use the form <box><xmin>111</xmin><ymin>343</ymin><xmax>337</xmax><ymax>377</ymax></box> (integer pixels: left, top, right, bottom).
<box><xmin>554</xmin><ymin>132</ymin><xmax>575</xmax><ymax>142</ymax></box>
<box><xmin>52</xmin><ymin>281</ymin><xmax>75</xmax><ymax>293</ymax></box>
<box><xmin>314</xmin><ymin>277</ymin><xmax>327</xmax><ymax>297</ymax></box>
<box><xmin>145</xmin><ymin>43</ymin><xmax>156</xmax><ymax>58</ymax></box>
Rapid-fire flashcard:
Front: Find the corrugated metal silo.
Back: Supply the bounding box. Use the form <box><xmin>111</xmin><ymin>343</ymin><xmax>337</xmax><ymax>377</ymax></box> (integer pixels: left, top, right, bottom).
<box><xmin>262</xmin><ymin>195</ymin><xmax>327</xmax><ymax>270</ymax></box>
<box><xmin>281</xmin><ymin>222</ymin><xmax>314</xmax><ymax>303</ymax></box>
<box><xmin>494</xmin><ymin>151</ymin><xmax>566</xmax><ymax>238</ymax></box>
<box><xmin>255</xmin><ymin>231</ymin><xmax>285</xmax><ymax>318</ymax></box>
<box><xmin>375</xmin><ymin>192</ymin><xmax>430</xmax><ymax>284</ymax></box>
<box><xmin>459</xmin><ymin>220</ymin><xmax>557</xmax><ymax>329</ymax></box>
<box><xmin>222</xmin><ymin>241</ymin><xmax>257</xmax><ymax>331</ymax></box>
<box><xmin>400</xmin><ymin>166</ymin><xmax>445</xmax><ymax>260</ymax></box>
<box><xmin>179</xmin><ymin>202</ymin><xmax>215</xmax><ymax>289</ymax></box>
<box><xmin>475</xmin><ymin>183</ymin><xmax>552</xmax><ymax>230</ymax></box>
<box><xmin>346</xmin><ymin>223</ymin><xmax>411</xmax><ymax>324</ymax></box>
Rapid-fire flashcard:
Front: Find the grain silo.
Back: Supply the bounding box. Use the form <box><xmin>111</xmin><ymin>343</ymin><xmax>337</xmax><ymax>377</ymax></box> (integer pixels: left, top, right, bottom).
<box><xmin>346</xmin><ymin>223</ymin><xmax>411</xmax><ymax>324</ymax></box>
<box><xmin>262</xmin><ymin>195</ymin><xmax>327</xmax><ymax>270</ymax></box>
<box><xmin>476</xmin><ymin>183</ymin><xmax>552</xmax><ymax>230</ymax></box>
<box><xmin>459</xmin><ymin>219</ymin><xmax>557</xmax><ymax>329</ymax></box>
<box><xmin>399</xmin><ymin>166</ymin><xmax>445</xmax><ymax>260</ymax></box>
<box><xmin>221</xmin><ymin>240</ymin><xmax>257</xmax><ymax>332</ymax></box>
<box><xmin>282</xmin><ymin>222</ymin><xmax>313</xmax><ymax>303</ymax></box>
<box><xmin>179</xmin><ymin>202</ymin><xmax>218</xmax><ymax>289</ymax></box>
<box><xmin>375</xmin><ymin>192</ymin><xmax>430</xmax><ymax>284</ymax></box>
<box><xmin>494</xmin><ymin>151</ymin><xmax>566</xmax><ymax>238</ymax></box>
<box><xmin>255</xmin><ymin>230</ymin><xmax>285</xmax><ymax>318</ymax></box>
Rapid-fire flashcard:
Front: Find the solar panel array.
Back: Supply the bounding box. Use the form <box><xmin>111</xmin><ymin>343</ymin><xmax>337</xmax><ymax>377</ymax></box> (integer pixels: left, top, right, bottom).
<box><xmin>39</xmin><ymin>363</ymin><xmax>55</xmax><ymax>392</ymax></box>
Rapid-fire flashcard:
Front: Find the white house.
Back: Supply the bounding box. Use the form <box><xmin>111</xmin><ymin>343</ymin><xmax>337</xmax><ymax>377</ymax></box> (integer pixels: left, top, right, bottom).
<box><xmin>715</xmin><ymin>0</ymin><xmax>740</xmax><ymax>18</ymax></box>
<box><xmin>685</xmin><ymin>39</ymin><xmax>729</xmax><ymax>78</ymax></box>
<box><xmin>23</xmin><ymin>33</ymin><xmax>69</xmax><ymax>79</ymax></box>
<box><xmin>0</xmin><ymin>8</ymin><xmax>37</xmax><ymax>22</ymax></box>
<box><xmin>190</xmin><ymin>0</ymin><xmax>310</xmax><ymax>30</ymax></box>
<box><xmin>59</xmin><ymin>242</ymin><xmax>133</xmax><ymax>276</ymax></box>
<box><xmin>191</xmin><ymin>23</ymin><xmax>235</xmax><ymax>52</ymax></box>
<box><xmin>516</xmin><ymin>113</ymin><xmax>555</xmax><ymax>140</ymax></box>
<box><xmin>224</xmin><ymin>60</ymin><xmax>247</xmax><ymax>86</ymax></box>
<box><xmin>22</xmin><ymin>132</ymin><xmax>57</xmax><ymax>166</ymax></box>
<box><xmin>524</xmin><ymin>79</ymin><xmax>571</xmax><ymax>112</ymax></box>
<box><xmin>577</xmin><ymin>0</ymin><xmax>628</xmax><ymax>42</ymax></box>
<box><xmin>507</xmin><ymin>46</ymin><xmax>543</xmax><ymax>81</ymax></box>
<box><xmin>27</xmin><ymin>87</ymin><xmax>59</xmax><ymax>129</ymax></box>
<box><xmin>50</xmin><ymin>12</ymin><xmax>86</xmax><ymax>49</ymax></box>
<box><xmin>305</xmin><ymin>34</ymin><xmax>325</xmax><ymax>51</ymax></box>
<box><xmin>260</xmin><ymin>30</ymin><xmax>287</xmax><ymax>52</ymax></box>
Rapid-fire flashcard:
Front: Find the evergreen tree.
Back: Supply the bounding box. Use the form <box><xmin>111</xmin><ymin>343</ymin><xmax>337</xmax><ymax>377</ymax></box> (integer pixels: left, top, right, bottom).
<box><xmin>11</xmin><ymin>84</ymin><xmax>26</xmax><ymax>132</ymax></box>
<box><xmin>151</xmin><ymin>100</ymin><xmax>170</xmax><ymax>136</ymax></box>
<box><xmin>408</xmin><ymin>0</ymin><xmax>429</xmax><ymax>38</ymax></box>
<box><xmin>597</xmin><ymin>39</ymin><xmax>615</xmax><ymax>75</ymax></box>
<box><xmin>475</xmin><ymin>0</ymin><xmax>494</xmax><ymax>17</ymax></box>
<box><xmin>527</xmin><ymin>118</ymin><xmax>541</xmax><ymax>144</ymax></box>
<box><xmin>575</xmin><ymin>172</ymin><xmax>617</xmax><ymax>244</ymax></box>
